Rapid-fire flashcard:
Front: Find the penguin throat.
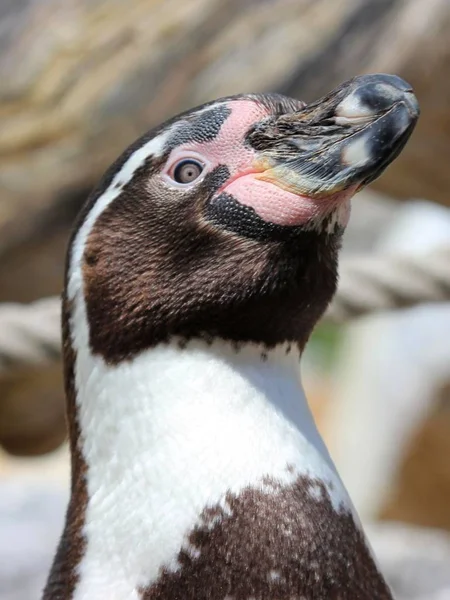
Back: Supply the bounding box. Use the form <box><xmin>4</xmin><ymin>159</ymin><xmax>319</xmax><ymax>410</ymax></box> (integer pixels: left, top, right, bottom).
<box><xmin>61</xmin><ymin>336</ymin><xmax>345</xmax><ymax>598</ymax></box>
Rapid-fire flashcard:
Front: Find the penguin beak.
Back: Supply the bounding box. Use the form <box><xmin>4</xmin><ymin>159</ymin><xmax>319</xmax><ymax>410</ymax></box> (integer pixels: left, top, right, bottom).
<box><xmin>247</xmin><ymin>74</ymin><xmax>420</xmax><ymax>198</ymax></box>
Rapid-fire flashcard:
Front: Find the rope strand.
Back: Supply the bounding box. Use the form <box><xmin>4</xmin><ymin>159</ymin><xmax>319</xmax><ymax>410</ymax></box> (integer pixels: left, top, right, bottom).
<box><xmin>1</xmin><ymin>246</ymin><xmax>449</xmax><ymax>373</ymax></box>
<box><xmin>326</xmin><ymin>245</ymin><xmax>450</xmax><ymax>322</ymax></box>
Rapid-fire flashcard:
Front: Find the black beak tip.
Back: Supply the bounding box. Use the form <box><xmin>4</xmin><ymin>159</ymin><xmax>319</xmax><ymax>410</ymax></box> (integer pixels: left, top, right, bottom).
<box><xmin>403</xmin><ymin>89</ymin><xmax>420</xmax><ymax>119</ymax></box>
<box><xmin>380</xmin><ymin>73</ymin><xmax>420</xmax><ymax>118</ymax></box>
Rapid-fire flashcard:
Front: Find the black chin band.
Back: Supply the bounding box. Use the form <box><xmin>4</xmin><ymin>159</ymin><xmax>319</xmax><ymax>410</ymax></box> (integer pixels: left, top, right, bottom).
<box><xmin>205</xmin><ymin>192</ymin><xmax>344</xmax><ymax>242</ymax></box>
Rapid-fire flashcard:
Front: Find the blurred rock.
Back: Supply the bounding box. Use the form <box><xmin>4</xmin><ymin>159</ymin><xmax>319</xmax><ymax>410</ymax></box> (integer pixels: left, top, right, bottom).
<box><xmin>0</xmin><ymin>481</ymin><xmax>67</xmax><ymax>600</ymax></box>
<box><xmin>0</xmin><ymin>365</ymin><xmax>66</xmax><ymax>456</ymax></box>
<box><xmin>368</xmin><ymin>522</ymin><xmax>450</xmax><ymax>600</ymax></box>
<box><xmin>381</xmin><ymin>379</ymin><xmax>450</xmax><ymax>532</ymax></box>
<box><xmin>1</xmin><ymin>0</ymin><xmax>450</xmax><ymax>257</ymax></box>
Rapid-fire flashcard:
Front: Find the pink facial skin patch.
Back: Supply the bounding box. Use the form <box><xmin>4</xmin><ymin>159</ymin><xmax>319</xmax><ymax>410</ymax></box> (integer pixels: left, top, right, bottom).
<box><xmin>164</xmin><ymin>99</ymin><xmax>356</xmax><ymax>229</ymax></box>
<box><xmin>222</xmin><ymin>174</ymin><xmax>356</xmax><ymax>228</ymax></box>
<box><xmin>165</xmin><ymin>100</ymin><xmax>269</xmax><ymax>179</ymax></box>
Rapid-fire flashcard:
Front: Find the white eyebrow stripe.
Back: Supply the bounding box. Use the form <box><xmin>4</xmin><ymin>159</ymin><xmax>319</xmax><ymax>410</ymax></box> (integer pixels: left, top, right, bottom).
<box><xmin>68</xmin><ymin>129</ymin><xmax>171</xmax><ymax>302</ymax></box>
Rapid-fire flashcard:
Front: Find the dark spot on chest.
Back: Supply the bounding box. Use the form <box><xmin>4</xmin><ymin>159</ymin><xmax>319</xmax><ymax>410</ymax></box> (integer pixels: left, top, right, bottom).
<box><xmin>141</xmin><ymin>476</ymin><xmax>393</xmax><ymax>600</ymax></box>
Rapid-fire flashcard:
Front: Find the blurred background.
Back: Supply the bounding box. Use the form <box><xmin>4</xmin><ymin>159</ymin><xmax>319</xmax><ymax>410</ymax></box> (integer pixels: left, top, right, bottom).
<box><xmin>0</xmin><ymin>0</ymin><xmax>449</xmax><ymax>598</ymax></box>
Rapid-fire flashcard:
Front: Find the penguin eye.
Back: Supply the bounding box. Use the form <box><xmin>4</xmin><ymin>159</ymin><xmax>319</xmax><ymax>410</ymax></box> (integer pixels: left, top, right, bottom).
<box><xmin>171</xmin><ymin>159</ymin><xmax>204</xmax><ymax>184</ymax></box>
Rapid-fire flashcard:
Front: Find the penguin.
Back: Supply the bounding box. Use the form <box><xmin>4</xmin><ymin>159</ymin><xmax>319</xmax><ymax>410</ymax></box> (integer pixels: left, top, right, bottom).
<box><xmin>43</xmin><ymin>74</ymin><xmax>419</xmax><ymax>600</ymax></box>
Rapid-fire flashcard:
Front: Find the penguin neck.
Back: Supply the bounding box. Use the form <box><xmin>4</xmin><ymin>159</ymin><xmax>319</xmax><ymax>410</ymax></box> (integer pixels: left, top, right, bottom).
<box><xmin>69</xmin><ymin>335</ymin><xmax>335</xmax><ymax>487</ymax></box>
<box><xmin>50</xmin><ymin>305</ymin><xmax>347</xmax><ymax>599</ymax></box>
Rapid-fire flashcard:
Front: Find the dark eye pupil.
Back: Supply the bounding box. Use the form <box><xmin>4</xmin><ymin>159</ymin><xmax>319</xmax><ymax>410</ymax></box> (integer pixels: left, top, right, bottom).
<box><xmin>173</xmin><ymin>159</ymin><xmax>203</xmax><ymax>184</ymax></box>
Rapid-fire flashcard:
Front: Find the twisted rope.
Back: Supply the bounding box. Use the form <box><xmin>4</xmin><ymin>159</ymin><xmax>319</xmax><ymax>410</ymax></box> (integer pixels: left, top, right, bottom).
<box><xmin>326</xmin><ymin>245</ymin><xmax>450</xmax><ymax>322</ymax></box>
<box><xmin>0</xmin><ymin>298</ymin><xmax>61</xmax><ymax>374</ymax></box>
<box><xmin>1</xmin><ymin>246</ymin><xmax>449</xmax><ymax>373</ymax></box>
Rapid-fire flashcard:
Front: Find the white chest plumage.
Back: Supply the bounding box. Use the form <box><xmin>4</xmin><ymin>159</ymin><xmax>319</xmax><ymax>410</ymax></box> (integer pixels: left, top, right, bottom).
<box><xmin>71</xmin><ymin>320</ymin><xmax>353</xmax><ymax>599</ymax></box>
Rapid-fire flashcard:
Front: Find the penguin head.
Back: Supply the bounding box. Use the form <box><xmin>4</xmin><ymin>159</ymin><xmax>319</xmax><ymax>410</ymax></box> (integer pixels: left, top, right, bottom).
<box><xmin>67</xmin><ymin>75</ymin><xmax>419</xmax><ymax>361</ymax></box>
